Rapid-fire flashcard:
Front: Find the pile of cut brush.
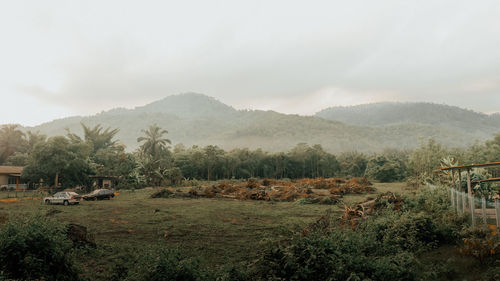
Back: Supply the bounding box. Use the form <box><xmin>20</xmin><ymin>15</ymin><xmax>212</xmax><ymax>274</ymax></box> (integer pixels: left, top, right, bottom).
<box><xmin>165</xmin><ymin>177</ymin><xmax>374</xmax><ymax>204</ymax></box>
<box><xmin>340</xmin><ymin>192</ymin><xmax>403</xmax><ymax>228</ymax></box>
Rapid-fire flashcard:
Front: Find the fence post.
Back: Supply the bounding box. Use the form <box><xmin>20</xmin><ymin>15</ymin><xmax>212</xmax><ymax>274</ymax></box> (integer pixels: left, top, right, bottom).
<box><xmin>450</xmin><ymin>188</ymin><xmax>455</xmax><ymax>209</ymax></box>
<box><xmin>469</xmin><ymin>194</ymin><xmax>475</xmax><ymax>227</ymax></box>
<box><xmin>462</xmin><ymin>192</ymin><xmax>467</xmax><ymax>214</ymax></box>
<box><xmin>481</xmin><ymin>197</ymin><xmax>487</xmax><ymax>226</ymax></box>
<box><xmin>456</xmin><ymin>189</ymin><xmax>460</xmax><ymax>214</ymax></box>
<box><xmin>496</xmin><ymin>199</ymin><xmax>500</xmax><ymax>233</ymax></box>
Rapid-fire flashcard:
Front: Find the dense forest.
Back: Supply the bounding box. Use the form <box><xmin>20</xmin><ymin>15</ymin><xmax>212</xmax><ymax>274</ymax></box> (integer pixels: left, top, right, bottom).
<box><xmin>1</xmin><ymin>122</ymin><xmax>500</xmax><ymax>190</ymax></box>
<box><xmin>21</xmin><ymin>93</ymin><xmax>500</xmax><ymax>152</ymax></box>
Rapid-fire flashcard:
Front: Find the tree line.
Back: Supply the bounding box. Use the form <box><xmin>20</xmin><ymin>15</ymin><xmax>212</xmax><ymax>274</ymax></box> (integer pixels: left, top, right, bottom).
<box><xmin>0</xmin><ymin>123</ymin><xmax>499</xmax><ymax>188</ymax></box>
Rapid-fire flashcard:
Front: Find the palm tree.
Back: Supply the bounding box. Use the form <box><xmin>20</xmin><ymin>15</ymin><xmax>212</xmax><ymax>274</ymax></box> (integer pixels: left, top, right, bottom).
<box><xmin>137</xmin><ymin>124</ymin><xmax>171</xmax><ymax>159</ymax></box>
<box><xmin>0</xmin><ymin>124</ymin><xmax>26</xmax><ymax>164</ymax></box>
<box><xmin>67</xmin><ymin>123</ymin><xmax>120</xmax><ymax>154</ymax></box>
<box><xmin>82</xmin><ymin>123</ymin><xmax>120</xmax><ymax>153</ymax></box>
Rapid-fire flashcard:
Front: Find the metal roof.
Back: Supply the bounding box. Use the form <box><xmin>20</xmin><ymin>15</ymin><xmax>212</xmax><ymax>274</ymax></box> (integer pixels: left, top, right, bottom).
<box><xmin>0</xmin><ymin>166</ymin><xmax>24</xmax><ymax>175</ymax></box>
<box><xmin>440</xmin><ymin>162</ymin><xmax>500</xmax><ymax>171</ymax></box>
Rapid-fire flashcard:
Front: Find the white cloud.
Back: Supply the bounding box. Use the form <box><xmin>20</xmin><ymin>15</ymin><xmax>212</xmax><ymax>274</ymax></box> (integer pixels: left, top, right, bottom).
<box><xmin>0</xmin><ymin>0</ymin><xmax>499</xmax><ymax>125</ymax></box>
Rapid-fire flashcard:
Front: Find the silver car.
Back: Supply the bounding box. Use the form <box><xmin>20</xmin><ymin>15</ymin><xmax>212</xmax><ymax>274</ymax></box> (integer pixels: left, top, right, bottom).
<box><xmin>44</xmin><ymin>192</ymin><xmax>81</xmax><ymax>206</ymax></box>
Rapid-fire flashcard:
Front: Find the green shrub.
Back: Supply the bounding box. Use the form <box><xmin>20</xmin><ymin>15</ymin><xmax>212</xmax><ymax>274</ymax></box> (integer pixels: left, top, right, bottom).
<box><xmin>359</xmin><ymin>211</ymin><xmax>443</xmax><ymax>254</ymax></box>
<box><xmin>0</xmin><ymin>216</ymin><xmax>79</xmax><ymax>281</ymax></box>
<box><xmin>127</xmin><ymin>248</ymin><xmax>209</xmax><ymax>281</ymax></box>
<box><xmin>255</xmin><ymin>230</ymin><xmax>420</xmax><ymax>281</ymax></box>
<box><xmin>254</xmin><ymin>186</ymin><xmax>470</xmax><ymax>281</ymax></box>
<box><xmin>215</xmin><ymin>265</ymin><xmax>252</xmax><ymax>281</ymax></box>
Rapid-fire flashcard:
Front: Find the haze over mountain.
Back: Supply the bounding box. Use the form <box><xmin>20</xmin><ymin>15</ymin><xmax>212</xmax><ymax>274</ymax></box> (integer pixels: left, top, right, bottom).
<box><xmin>22</xmin><ymin>93</ymin><xmax>500</xmax><ymax>153</ymax></box>
<box><xmin>316</xmin><ymin>102</ymin><xmax>500</xmax><ymax>140</ymax></box>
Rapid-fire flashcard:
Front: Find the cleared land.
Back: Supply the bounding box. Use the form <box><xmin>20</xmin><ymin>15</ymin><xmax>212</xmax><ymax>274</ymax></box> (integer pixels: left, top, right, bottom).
<box><xmin>1</xmin><ymin>182</ymin><xmax>487</xmax><ymax>280</ymax></box>
<box><xmin>0</xmin><ymin>183</ymin><xmax>405</xmax><ymax>261</ymax></box>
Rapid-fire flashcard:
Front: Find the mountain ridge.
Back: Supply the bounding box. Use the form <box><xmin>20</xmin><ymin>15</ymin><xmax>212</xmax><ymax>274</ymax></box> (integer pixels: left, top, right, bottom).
<box><xmin>13</xmin><ymin>93</ymin><xmax>499</xmax><ymax>153</ymax></box>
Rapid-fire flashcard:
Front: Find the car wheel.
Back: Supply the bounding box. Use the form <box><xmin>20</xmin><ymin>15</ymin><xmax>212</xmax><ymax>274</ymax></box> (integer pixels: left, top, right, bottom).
<box><xmin>45</xmin><ymin>199</ymin><xmax>50</xmax><ymax>205</ymax></box>
<box><xmin>63</xmin><ymin>200</ymin><xmax>69</xmax><ymax>206</ymax></box>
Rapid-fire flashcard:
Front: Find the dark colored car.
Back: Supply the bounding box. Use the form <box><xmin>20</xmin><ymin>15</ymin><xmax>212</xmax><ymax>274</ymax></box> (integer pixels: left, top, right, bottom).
<box><xmin>83</xmin><ymin>189</ymin><xmax>115</xmax><ymax>201</ymax></box>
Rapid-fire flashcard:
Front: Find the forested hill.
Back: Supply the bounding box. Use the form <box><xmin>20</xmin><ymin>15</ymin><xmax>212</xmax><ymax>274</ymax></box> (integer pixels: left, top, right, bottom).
<box><xmin>316</xmin><ymin>102</ymin><xmax>500</xmax><ymax>138</ymax></box>
<box><xmin>22</xmin><ymin>93</ymin><xmax>498</xmax><ymax>153</ymax></box>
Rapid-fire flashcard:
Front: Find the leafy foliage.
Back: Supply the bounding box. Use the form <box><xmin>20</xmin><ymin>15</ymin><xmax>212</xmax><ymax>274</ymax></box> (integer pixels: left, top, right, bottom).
<box><xmin>0</xmin><ymin>216</ymin><xmax>79</xmax><ymax>281</ymax></box>
<box><xmin>126</xmin><ymin>248</ymin><xmax>208</xmax><ymax>281</ymax></box>
<box><xmin>22</xmin><ymin>136</ymin><xmax>93</xmax><ymax>187</ymax></box>
<box><xmin>365</xmin><ymin>154</ymin><xmax>406</xmax><ymax>182</ymax></box>
<box><xmin>0</xmin><ymin>124</ymin><xmax>26</xmax><ymax>164</ymax></box>
<box><xmin>254</xmin><ymin>186</ymin><xmax>466</xmax><ymax>281</ymax></box>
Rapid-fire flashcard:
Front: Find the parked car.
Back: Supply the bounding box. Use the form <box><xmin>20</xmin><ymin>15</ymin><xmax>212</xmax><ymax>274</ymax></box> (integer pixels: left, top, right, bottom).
<box><xmin>44</xmin><ymin>192</ymin><xmax>81</xmax><ymax>206</ymax></box>
<box><xmin>83</xmin><ymin>189</ymin><xmax>115</xmax><ymax>201</ymax></box>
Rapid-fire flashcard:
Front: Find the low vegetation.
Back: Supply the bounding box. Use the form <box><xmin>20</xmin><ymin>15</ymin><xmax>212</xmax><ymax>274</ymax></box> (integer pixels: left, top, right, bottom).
<box><xmin>1</xmin><ymin>107</ymin><xmax>499</xmax><ymax>280</ymax></box>
<box><xmin>0</xmin><ymin>184</ymin><xmax>498</xmax><ymax>280</ymax></box>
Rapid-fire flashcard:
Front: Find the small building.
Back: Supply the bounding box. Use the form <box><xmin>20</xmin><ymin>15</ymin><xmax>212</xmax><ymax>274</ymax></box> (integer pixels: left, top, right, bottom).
<box><xmin>0</xmin><ymin>166</ymin><xmax>26</xmax><ymax>190</ymax></box>
<box><xmin>90</xmin><ymin>175</ymin><xmax>117</xmax><ymax>189</ymax></box>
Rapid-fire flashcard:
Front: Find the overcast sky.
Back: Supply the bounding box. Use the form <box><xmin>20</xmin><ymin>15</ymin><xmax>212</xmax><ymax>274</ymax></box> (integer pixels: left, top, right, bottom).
<box><xmin>1</xmin><ymin>0</ymin><xmax>499</xmax><ymax>126</ymax></box>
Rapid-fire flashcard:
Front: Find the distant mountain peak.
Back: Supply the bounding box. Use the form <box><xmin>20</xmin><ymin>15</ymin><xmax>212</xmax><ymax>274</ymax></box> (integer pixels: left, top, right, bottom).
<box><xmin>315</xmin><ymin>102</ymin><xmax>496</xmax><ymax>135</ymax></box>
<box><xmin>133</xmin><ymin>92</ymin><xmax>237</xmax><ymax>118</ymax></box>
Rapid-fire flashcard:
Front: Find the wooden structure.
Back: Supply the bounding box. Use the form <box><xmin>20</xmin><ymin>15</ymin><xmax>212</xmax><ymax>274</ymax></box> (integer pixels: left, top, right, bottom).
<box><xmin>89</xmin><ymin>175</ymin><xmax>117</xmax><ymax>189</ymax></box>
<box><xmin>441</xmin><ymin>162</ymin><xmax>500</xmax><ymax>228</ymax></box>
<box><xmin>0</xmin><ymin>166</ymin><xmax>26</xmax><ymax>190</ymax></box>
<box><xmin>441</xmin><ymin>161</ymin><xmax>500</xmax><ymax>195</ymax></box>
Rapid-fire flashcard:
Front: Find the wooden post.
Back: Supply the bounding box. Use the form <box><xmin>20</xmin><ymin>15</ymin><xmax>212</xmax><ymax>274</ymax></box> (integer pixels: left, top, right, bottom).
<box><xmin>496</xmin><ymin>199</ymin><xmax>500</xmax><ymax>233</ymax></box>
<box><xmin>462</xmin><ymin>191</ymin><xmax>467</xmax><ymax>214</ymax></box>
<box><xmin>466</xmin><ymin>169</ymin><xmax>472</xmax><ymax>196</ymax></box>
<box><xmin>481</xmin><ymin>197</ymin><xmax>487</xmax><ymax>226</ymax></box>
<box><xmin>458</xmin><ymin>170</ymin><xmax>463</xmax><ymax>214</ymax></box>
<box><xmin>458</xmin><ymin>191</ymin><xmax>463</xmax><ymax>215</ymax></box>
<box><xmin>451</xmin><ymin>171</ymin><xmax>455</xmax><ymax>209</ymax></box>
<box><xmin>466</xmin><ymin>169</ymin><xmax>472</xmax><ymax>212</ymax></box>
<box><xmin>450</xmin><ymin>188</ymin><xmax>455</xmax><ymax>209</ymax></box>
<box><xmin>457</xmin><ymin>169</ymin><xmax>462</xmax><ymax>191</ymax></box>
<box><xmin>470</xmin><ymin>194</ymin><xmax>475</xmax><ymax>226</ymax></box>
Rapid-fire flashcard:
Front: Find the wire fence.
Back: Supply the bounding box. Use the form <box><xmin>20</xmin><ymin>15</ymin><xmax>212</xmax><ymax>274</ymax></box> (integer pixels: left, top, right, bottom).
<box><xmin>450</xmin><ymin>188</ymin><xmax>500</xmax><ymax>229</ymax></box>
<box><xmin>0</xmin><ymin>189</ymin><xmax>48</xmax><ymax>200</ymax></box>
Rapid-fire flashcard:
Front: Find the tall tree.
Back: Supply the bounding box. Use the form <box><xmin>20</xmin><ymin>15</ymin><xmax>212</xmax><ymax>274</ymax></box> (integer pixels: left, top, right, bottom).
<box><xmin>67</xmin><ymin>123</ymin><xmax>120</xmax><ymax>155</ymax></box>
<box><xmin>22</xmin><ymin>136</ymin><xmax>92</xmax><ymax>187</ymax></box>
<box><xmin>0</xmin><ymin>124</ymin><xmax>26</xmax><ymax>164</ymax></box>
<box><xmin>136</xmin><ymin>124</ymin><xmax>172</xmax><ymax>186</ymax></box>
<box><xmin>137</xmin><ymin>124</ymin><xmax>171</xmax><ymax>160</ymax></box>
<box><xmin>408</xmin><ymin>138</ymin><xmax>447</xmax><ymax>185</ymax></box>
<box><xmin>5</xmin><ymin>131</ymin><xmax>47</xmax><ymax>166</ymax></box>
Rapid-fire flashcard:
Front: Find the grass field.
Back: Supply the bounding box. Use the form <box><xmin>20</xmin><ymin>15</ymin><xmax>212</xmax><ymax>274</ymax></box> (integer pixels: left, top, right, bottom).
<box><xmin>1</xmin><ymin>184</ymin><xmax>406</xmax><ymax>248</ymax></box>
<box><xmin>5</xmin><ymin>182</ymin><xmax>482</xmax><ymax>280</ymax></box>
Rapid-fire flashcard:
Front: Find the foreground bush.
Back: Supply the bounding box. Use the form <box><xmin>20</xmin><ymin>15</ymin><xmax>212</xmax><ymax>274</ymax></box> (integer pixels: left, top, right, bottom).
<box><xmin>0</xmin><ymin>216</ymin><xmax>79</xmax><ymax>281</ymax></box>
<box><xmin>126</xmin><ymin>248</ymin><xmax>209</xmax><ymax>281</ymax></box>
<box><xmin>253</xmin><ymin>187</ymin><xmax>468</xmax><ymax>281</ymax></box>
<box><xmin>255</xmin><ymin>228</ymin><xmax>423</xmax><ymax>281</ymax></box>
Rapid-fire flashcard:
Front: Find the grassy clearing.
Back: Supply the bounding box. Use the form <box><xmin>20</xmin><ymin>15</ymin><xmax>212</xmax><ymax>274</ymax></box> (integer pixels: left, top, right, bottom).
<box><xmin>2</xmin><ymin>182</ymin><xmax>463</xmax><ymax>280</ymax></box>
<box><xmin>1</xmin><ymin>187</ymin><xmax>341</xmax><ymax>266</ymax></box>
